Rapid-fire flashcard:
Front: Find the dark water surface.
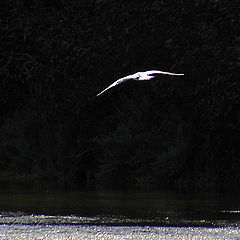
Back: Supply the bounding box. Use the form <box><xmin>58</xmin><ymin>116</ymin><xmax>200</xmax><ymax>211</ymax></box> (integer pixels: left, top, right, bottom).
<box><xmin>1</xmin><ymin>188</ymin><xmax>240</xmax><ymax>239</ymax></box>
<box><xmin>1</xmin><ymin>188</ymin><xmax>240</xmax><ymax>226</ymax></box>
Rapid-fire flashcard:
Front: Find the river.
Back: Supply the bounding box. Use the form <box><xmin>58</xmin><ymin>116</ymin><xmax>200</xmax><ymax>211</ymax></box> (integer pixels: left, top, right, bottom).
<box><xmin>0</xmin><ymin>188</ymin><xmax>240</xmax><ymax>239</ymax></box>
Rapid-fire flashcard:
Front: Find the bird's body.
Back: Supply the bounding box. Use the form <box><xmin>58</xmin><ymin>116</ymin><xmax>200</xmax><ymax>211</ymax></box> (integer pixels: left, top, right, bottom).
<box><xmin>97</xmin><ymin>70</ymin><xmax>184</xmax><ymax>96</ymax></box>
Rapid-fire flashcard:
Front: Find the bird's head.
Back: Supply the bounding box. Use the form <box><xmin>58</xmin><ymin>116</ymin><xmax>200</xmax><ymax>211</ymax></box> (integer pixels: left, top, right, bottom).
<box><xmin>144</xmin><ymin>75</ymin><xmax>155</xmax><ymax>80</ymax></box>
<box><xmin>137</xmin><ymin>72</ymin><xmax>155</xmax><ymax>81</ymax></box>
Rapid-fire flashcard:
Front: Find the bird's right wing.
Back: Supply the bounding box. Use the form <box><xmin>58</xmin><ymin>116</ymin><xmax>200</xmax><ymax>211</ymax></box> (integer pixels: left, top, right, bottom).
<box><xmin>146</xmin><ymin>70</ymin><xmax>184</xmax><ymax>76</ymax></box>
<box><xmin>97</xmin><ymin>76</ymin><xmax>133</xmax><ymax>96</ymax></box>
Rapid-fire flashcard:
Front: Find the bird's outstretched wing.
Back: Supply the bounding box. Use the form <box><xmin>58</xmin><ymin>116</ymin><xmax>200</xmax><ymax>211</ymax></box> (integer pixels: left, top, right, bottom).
<box><xmin>96</xmin><ymin>70</ymin><xmax>184</xmax><ymax>96</ymax></box>
<box><xmin>97</xmin><ymin>75</ymin><xmax>134</xmax><ymax>96</ymax></box>
<box><xmin>146</xmin><ymin>70</ymin><xmax>184</xmax><ymax>76</ymax></box>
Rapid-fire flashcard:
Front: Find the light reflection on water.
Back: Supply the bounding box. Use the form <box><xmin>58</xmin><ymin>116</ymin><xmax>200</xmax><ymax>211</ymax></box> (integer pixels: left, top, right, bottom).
<box><xmin>1</xmin><ymin>223</ymin><xmax>240</xmax><ymax>240</ymax></box>
<box><xmin>1</xmin><ymin>189</ymin><xmax>240</xmax><ymax>239</ymax></box>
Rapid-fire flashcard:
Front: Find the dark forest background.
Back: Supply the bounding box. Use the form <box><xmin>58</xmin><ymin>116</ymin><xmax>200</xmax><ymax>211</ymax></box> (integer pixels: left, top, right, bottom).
<box><xmin>0</xmin><ymin>0</ymin><xmax>239</xmax><ymax>192</ymax></box>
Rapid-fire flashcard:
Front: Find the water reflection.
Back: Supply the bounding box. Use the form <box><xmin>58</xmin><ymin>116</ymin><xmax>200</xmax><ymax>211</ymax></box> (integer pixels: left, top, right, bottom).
<box><xmin>1</xmin><ymin>224</ymin><xmax>240</xmax><ymax>240</ymax></box>
<box><xmin>0</xmin><ymin>188</ymin><xmax>240</xmax><ymax>227</ymax></box>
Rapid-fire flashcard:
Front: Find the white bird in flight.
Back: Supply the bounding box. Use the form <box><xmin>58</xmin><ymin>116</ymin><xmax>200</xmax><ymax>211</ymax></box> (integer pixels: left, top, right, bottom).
<box><xmin>97</xmin><ymin>70</ymin><xmax>184</xmax><ymax>96</ymax></box>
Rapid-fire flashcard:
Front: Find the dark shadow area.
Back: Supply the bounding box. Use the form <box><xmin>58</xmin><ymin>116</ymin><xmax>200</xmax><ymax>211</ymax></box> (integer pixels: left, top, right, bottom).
<box><xmin>0</xmin><ymin>0</ymin><xmax>240</xmax><ymax>192</ymax></box>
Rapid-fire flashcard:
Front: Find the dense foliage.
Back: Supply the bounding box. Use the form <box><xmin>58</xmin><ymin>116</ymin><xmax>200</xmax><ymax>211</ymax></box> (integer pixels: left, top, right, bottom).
<box><xmin>0</xmin><ymin>0</ymin><xmax>239</xmax><ymax>191</ymax></box>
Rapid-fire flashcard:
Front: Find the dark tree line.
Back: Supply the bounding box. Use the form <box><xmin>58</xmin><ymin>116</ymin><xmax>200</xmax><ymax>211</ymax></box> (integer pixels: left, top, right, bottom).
<box><xmin>0</xmin><ymin>0</ymin><xmax>240</xmax><ymax>191</ymax></box>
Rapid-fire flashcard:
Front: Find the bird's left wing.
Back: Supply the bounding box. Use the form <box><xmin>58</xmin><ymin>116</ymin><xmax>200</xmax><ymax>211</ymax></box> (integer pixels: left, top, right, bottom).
<box><xmin>97</xmin><ymin>75</ymin><xmax>134</xmax><ymax>96</ymax></box>
<box><xmin>146</xmin><ymin>70</ymin><xmax>184</xmax><ymax>76</ymax></box>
